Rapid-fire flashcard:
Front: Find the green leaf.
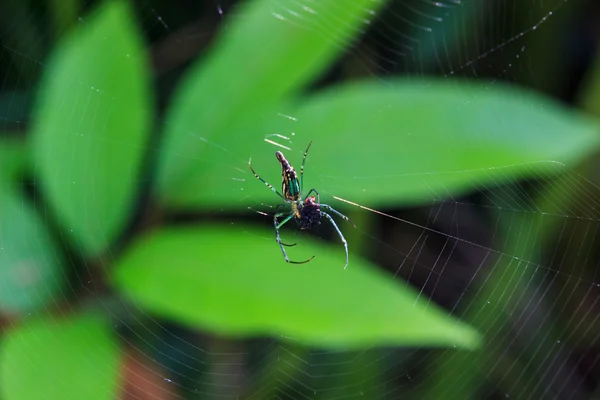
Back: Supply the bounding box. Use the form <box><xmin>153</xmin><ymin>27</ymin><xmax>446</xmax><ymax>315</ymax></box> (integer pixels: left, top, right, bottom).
<box><xmin>165</xmin><ymin>79</ymin><xmax>600</xmax><ymax>209</ymax></box>
<box><xmin>111</xmin><ymin>225</ymin><xmax>480</xmax><ymax>349</ymax></box>
<box><xmin>0</xmin><ymin>184</ymin><xmax>65</xmax><ymax>314</ymax></box>
<box><xmin>0</xmin><ymin>137</ymin><xmax>28</xmax><ymax>182</ymax></box>
<box><xmin>31</xmin><ymin>1</ymin><xmax>151</xmax><ymax>256</ymax></box>
<box><xmin>155</xmin><ymin>0</ymin><xmax>387</xmax><ymax>200</ymax></box>
<box><xmin>0</xmin><ymin>314</ymin><xmax>120</xmax><ymax>400</ymax></box>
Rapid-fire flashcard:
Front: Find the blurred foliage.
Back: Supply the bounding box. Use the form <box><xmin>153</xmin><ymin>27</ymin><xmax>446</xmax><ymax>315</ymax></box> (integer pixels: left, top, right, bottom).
<box><xmin>0</xmin><ymin>181</ymin><xmax>64</xmax><ymax>314</ymax></box>
<box><xmin>0</xmin><ymin>314</ymin><xmax>120</xmax><ymax>400</ymax></box>
<box><xmin>31</xmin><ymin>1</ymin><xmax>152</xmax><ymax>256</ymax></box>
<box><xmin>160</xmin><ymin>78</ymin><xmax>600</xmax><ymax>209</ymax></box>
<box><xmin>112</xmin><ymin>225</ymin><xmax>479</xmax><ymax>348</ymax></box>
<box><xmin>1</xmin><ymin>0</ymin><xmax>600</xmax><ymax>399</ymax></box>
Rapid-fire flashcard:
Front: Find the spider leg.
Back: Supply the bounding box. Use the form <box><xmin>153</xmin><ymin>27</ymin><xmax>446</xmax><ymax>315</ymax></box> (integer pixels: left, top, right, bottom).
<box><xmin>303</xmin><ymin>188</ymin><xmax>320</xmax><ymax>204</ymax></box>
<box><xmin>289</xmin><ymin>257</ymin><xmax>315</xmax><ymax>264</ymax></box>
<box><xmin>320</xmin><ymin>204</ymin><xmax>356</xmax><ymax>228</ymax></box>
<box><xmin>274</xmin><ymin>213</ymin><xmax>293</xmax><ymax>262</ymax></box>
<box><xmin>321</xmin><ymin>212</ymin><xmax>349</xmax><ymax>269</ymax></box>
<box><xmin>274</xmin><ymin>204</ymin><xmax>296</xmax><ymax>246</ymax></box>
<box><xmin>274</xmin><ymin>212</ymin><xmax>315</xmax><ymax>264</ymax></box>
<box><xmin>299</xmin><ymin>141</ymin><xmax>313</xmax><ymax>192</ymax></box>
<box><xmin>248</xmin><ymin>162</ymin><xmax>286</xmax><ymax>200</ymax></box>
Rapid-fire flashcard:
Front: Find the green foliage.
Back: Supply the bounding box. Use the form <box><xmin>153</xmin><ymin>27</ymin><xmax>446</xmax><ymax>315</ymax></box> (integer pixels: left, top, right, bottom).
<box><xmin>0</xmin><ymin>137</ymin><xmax>28</xmax><ymax>182</ymax></box>
<box><xmin>162</xmin><ymin>79</ymin><xmax>600</xmax><ymax>208</ymax></box>
<box><xmin>112</xmin><ymin>225</ymin><xmax>480</xmax><ymax>349</ymax></box>
<box><xmin>30</xmin><ymin>0</ymin><xmax>152</xmax><ymax>256</ymax></box>
<box><xmin>155</xmin><ymin>0</ymin><xmax>387</xmax><ymax>197</ymax></box>
<box><xmin>0</xmin><ymin>314</ymin><xmax>120</xmax><ymax>400</ymax></box>
<box><xmin>0</xmin><ymin>183</ymin><xmax>65</xmax><ymax>314</ymax></box>
<box><xmin>1</xmin><ymin>0</ymin><xmax>600</xmax><ymax>398</ymax></box>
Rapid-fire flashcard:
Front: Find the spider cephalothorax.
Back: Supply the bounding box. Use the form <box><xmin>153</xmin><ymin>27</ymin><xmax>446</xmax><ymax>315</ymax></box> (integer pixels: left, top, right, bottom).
<box><xmin>248</xmin><ymin>141</ymin><xmax>354</xmax><ymax>268</ymax></box>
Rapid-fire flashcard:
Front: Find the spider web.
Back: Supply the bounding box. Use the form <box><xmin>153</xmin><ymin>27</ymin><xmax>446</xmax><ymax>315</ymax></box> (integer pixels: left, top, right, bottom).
<box><xmin>2</xmin><ymin>0</ymin><xmax>600</xmax><ymax>399</ymax></box>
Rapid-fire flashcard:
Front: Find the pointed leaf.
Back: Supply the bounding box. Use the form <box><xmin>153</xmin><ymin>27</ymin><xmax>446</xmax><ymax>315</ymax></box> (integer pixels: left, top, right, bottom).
<box><xmin>31</xmin><ymin>1</ymin><xmax>151</xmax><ymax>255</ymax></box>
<box><xmin>155</xmin><ymin>0</ymin><xmax>387</xmax><ymax>200</ymax></box>
<box><xmin>164</xmin><ymin>79</ymin><xmax>600</xmax><ymax>209</ymax></box>
<box><xmin>112</xmin><ymin>225</ymin><xmax>480</xmax><ymax>349</ymax></box>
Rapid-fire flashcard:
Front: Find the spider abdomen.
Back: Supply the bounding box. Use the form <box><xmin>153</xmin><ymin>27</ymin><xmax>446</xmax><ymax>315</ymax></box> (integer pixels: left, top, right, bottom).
<box><xmin>298</xmin><ymin>197</ymin><xmax>321</xmax><ymax>230</ymax></box>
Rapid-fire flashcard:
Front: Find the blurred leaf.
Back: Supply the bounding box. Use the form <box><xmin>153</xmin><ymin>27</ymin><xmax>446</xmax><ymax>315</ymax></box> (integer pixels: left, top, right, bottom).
<box><xmin>0</xmin><ymin>314</ymin><xmax>120</xmax><ymax>400</ymax></box>
<box><xmin>155</xmin><ymin>0</ymin><xmax>387</xmax><ymax>198</ymax></box>
<box><xmin>112</xmin><ymin>225</ymin><xmax>480</xmax><ymax>349</ymax></box>
<box><xmin>165</xmin><ymin>79</ymin><xmax>600</xmax><ymax>209</ymax></box>
<box><xmin>0</xmin><ymin>183</ymin><xmax>64</xmax><ymax>314</ymax></box>
<box><xmin>31</xmin><ymin>0</ymin><xmax>151</xmax><ymax>256</ymax></box>
<box><xmin>0</xmin><ymin>137</ymin><xmax>28</xmax><ymax>181</ymax></box>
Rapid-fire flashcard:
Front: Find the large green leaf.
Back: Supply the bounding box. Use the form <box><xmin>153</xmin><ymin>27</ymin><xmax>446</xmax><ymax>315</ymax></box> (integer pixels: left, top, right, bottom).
<box><xmin>0</xmin><ymin>184</ymin><xmax>65</xmax><ymax>314</ymax></box>
<box><xmin>155</xmin><ymin>0</ymin><xmax>387</xmax><ymax>199</ymax></box>
<box><xmin>0</xmin><ymin>314</ymin><xmax>120</xmax><ymax>400</ymax></box>
<box><xmin>164</xmin><ymin>79</ymin><xmax>600</xmax><ymax>209</ymax></box>
<box><xmin>111</xmin><ymin>225</ymin><xmax>480</xmax><ymax>349</ymax></box>
<box><xmin>31</xmin><ymin>1</ymin><xmax>151</xmax><ymax>256</ymax></box>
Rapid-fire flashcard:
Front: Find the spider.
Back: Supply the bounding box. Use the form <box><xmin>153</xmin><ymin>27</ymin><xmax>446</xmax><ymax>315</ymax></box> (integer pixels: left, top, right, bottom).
<box><xmin>248</xmin><ymin>141</ymin><xmax>354</xmax><ymax>268</ymax></box>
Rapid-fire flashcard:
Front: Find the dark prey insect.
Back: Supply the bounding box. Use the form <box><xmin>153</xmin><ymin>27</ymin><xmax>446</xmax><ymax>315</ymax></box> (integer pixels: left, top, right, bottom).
<box><xmin>248</xmin><ymin>141</ymin><xmax>354</xmax><ymax>268</ymax></box>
